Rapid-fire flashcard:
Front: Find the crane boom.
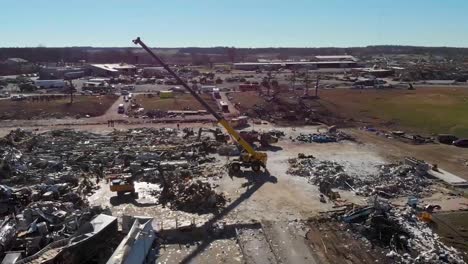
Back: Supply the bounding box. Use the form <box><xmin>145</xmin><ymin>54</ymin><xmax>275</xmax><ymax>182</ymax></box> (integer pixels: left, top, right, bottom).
<box><xmin>132</xmin><ymin>37</ymin><xmax>267</xmax><ymax>167</ymax></box>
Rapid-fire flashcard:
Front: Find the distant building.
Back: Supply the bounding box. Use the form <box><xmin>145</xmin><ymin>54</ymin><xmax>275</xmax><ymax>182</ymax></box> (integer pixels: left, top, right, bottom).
<box><xmin>5</xmin><ymin>58</ymin><xmax>29</xmax><ymax>65</ymax></box>
<box><xmin>0</xmin><ymin>58</ymin><xmax>36</xmax><ymax>75</ymax></box>
<box><xmin>315</xmin><ymin>55</ymin><xmax>358</xmax><ymax>62</ymax></box>
<box><xmin>35</xmin><ymin>79</ymin><xmax>67</xmax><ymax>89</ymax></box>
<box><xmin>39</xmin><ymin>66</ymin><xmax>86</xmax><ymax>79</ymax></box>
<box><xmin>89</xmin><ymin>63</ymin><xmax>136</xmax><ymax>77</ymax></box>
<box><xmin>233</xmin><ymin>60</ymin><xmax>359</xmax><ymax>71</ymax></box>
<box><xmin>358</xmin><ymin>68</ymin><xmax>395</xmax><ymax>77</ymax></box>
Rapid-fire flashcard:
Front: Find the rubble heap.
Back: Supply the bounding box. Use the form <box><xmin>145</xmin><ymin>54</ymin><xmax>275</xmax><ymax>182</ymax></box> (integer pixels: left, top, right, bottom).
<box><xmin>357</xmin><ymin>164</ymin><xmax>432</xmax><ymax>198</ymax></box>
<box><xmin>0</xmin><ymin>127</ymin><xmax>226</xmax><ymax>259</ymax></box>
<box><xmin>323</xmin><ymin>199</ymin><xmax>466</xmax><ymax>263</ymax></box>
<box><xmin>288</xmin><ymin>156</ymin><xmax>432</xmax><ymax>198</ymax></box>
<box><xmin>287</xmin><ymin>157</ymin><xmax>355</xmax><ymax>188</ymax></box>
<box><xmin>159</xmin><ymin>179</ymin><xmax>226</xmax><ymax>214</ymax></box>
<box><xmin>295</xmin><ymin>131</ymin><xmax>355</xmax><ymax>143</ymax></box>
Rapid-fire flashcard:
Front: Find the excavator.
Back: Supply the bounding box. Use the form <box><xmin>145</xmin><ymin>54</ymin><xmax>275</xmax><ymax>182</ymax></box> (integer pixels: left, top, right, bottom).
<box><xmin>239</xmin><ymin>130</ymin><xmax>278</xmax><ymax>147</ymax></box>
<box><xmin>133</xmin><ymin>37</ymin><xmax>268</xmax><ymax>173</ymax></box>
<box><xmin>197</xmin><ymin>127</ymin><xmax>230</xmax><ymax>143</ymax></box>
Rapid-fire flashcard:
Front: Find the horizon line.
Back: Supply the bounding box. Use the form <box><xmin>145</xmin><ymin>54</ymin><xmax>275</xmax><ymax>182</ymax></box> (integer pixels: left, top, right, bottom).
<box><xmin>1</xmin><ymin>44</ymin><xmax>468</xmax><ymax>49</ymax></box>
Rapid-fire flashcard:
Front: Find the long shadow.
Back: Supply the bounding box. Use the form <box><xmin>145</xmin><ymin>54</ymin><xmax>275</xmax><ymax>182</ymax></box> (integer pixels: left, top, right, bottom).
<box><xmin>257</xmin><ymin>145</ymin><xmax>283</xmax><ymax>152</ymax></box>
<box><xmin>178</xmin><ymin>171</ymin><xmax>277</xmax><ymax>264</ymax></box>
<box><xmin>109</xmin><ymin>194</ymin><xmax>159</xmax><ymax>207</ymax></box>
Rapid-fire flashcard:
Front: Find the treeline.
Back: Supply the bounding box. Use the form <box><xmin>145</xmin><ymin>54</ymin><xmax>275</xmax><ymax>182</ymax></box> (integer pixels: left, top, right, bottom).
<box><xmin>180</xmin><ymin>45</ymin><xmax>468</xmax><ymax>57</ymax></box>
<box><xmin>1</xmin><ymin>45</ymin><xmax>468</xmax><ymax>64</ymax></box>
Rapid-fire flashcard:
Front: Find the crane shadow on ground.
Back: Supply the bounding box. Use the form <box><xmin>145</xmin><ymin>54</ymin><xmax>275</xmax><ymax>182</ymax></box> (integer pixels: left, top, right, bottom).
<box><xmin>109</xmin><ymin>193</ymin><xmax>159</xmax><ymax>207</ymax></box>
<box><xmin>257</xmin><ymin>145</ymin><xmax>283</xmax><ymax>152</ymax></box>
<box><xmin>175</xmin><ymin>170</ymin><xmax>277</xmax><ymax>264</ymax></box>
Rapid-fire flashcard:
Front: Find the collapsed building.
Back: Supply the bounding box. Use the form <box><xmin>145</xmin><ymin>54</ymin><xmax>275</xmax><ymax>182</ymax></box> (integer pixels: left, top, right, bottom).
<box><xmin>0</xmin><ymin>127</ymin><xmax>229</xmax><ymax>262</ymax></box>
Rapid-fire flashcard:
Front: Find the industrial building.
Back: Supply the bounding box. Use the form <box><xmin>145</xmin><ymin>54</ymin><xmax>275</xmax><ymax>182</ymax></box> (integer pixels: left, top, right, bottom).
<box><xmin>89</xmin><ymin>63</ymin><xmax>136</xmax><ymax>77</ymax></box>
<box><xmin>357</xmin><ymin>68</ymin><xmax>395</xmax><ymax>77</ymax></box>
<box><xmin>315</xmin><ymin>55</ymin><xmax>358</xmax><ymax>62</ymax></box>
<box><xmin>233</xmin><ymin>60</ymin><xmax>359</xmax><ymax>71</ymax></box>
<box><xmin>0</xmin><ymin>58</ymin><xmax>37</xmax><ymax>75</ymax></box>
<box><xmin>39</xmin><ymin>66</ymin><xmax>86</xmax><ymax>79</ymax></box>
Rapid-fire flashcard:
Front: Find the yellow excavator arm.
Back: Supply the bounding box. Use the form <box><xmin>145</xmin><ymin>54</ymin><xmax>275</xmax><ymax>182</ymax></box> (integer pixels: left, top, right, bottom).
<box><xmin>133</xmin><ymin>37</ymin><xmax>267</xmax><ymax>167</ymax></box>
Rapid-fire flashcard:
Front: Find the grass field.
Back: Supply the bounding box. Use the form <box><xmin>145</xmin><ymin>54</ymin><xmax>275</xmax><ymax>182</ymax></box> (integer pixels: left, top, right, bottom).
<box><xmin>135</xmin><ymin>94</ymin><xmax>218</xmax><ymax>111</ymax></box>
<box><xmin>319</xmin><ymin>88</ymin><xmax>468</xmax><ymax>137</ymax></box>
<box><xmin>0</xmin><ymin>95</ymin><xmax>118</xmax><ymax>120</ymax></box>
<box><xmin>230</xmin><ymin>88</ymin><xmax>468</xmax><ymax>137</ymax></box>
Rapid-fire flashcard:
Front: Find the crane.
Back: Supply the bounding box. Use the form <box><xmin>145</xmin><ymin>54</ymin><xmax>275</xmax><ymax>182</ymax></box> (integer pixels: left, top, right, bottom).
<box><xmin>133</xmin><ymin>37</ymin><xmax>267</xmax><ymax>173</ymax></box>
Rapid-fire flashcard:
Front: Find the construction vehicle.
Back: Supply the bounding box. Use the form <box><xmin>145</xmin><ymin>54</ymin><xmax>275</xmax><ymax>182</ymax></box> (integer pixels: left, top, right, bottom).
<box><xmin>197</xmin><ymin>127</ymin><xmax>230</xmax><ymax>143</ymax></box>
<box><xmin>108</xmin><ymin>174</ymin><xmax>135</xmax><ymax>197</ymax></box>
<box><xmin>239</xmin><ymin>130</ymin><xmax>278</xmax><ymax>147</ymax></box>
<box><xmin>133</xmin><ymin>37</ymin><xmax>267</xmax><ymax>172</ymax></box>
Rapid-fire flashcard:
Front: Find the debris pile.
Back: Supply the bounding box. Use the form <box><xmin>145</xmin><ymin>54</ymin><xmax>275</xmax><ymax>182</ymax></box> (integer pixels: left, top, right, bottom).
<box><xmin>295</xmin><ymin>131</ymin><xmax>354</xmax><ymax>143</ymax></box>
<box><xmin>322</xmin><ymin>199</ymin><xmax>465</xmax><ymax>263</ymax></box>
<box><xmin>288</xmin><ymin>157</ymin><xmax>353</xmax><ymax>186</ymax></box>
<box><xmin>0</xmin><ymin>127</ymin><xmax>227</xmax><ymax>260</ymax></box>
<box><xmin>359</xmin><ymin>163</ymin><xmax>433</xmax><ymax>198</ymax></box>
<box><xmin>363</xmin><ymin>127</ymin><xmax>435</xmax><ymax>145</ymax></box>
<box><xmin>159</xmin><ymin>179</ymin><xmax>226</xmax><ymax>213</ymax></box>
<box><xmin>0</xmin><ymin>185</ymin><xmax>104</xmax><ymax>258</ymax></box>
<box><xmin>288</xmin><ymin>155</ymin><xmax>432</xmax><ymax>198</ymax></box>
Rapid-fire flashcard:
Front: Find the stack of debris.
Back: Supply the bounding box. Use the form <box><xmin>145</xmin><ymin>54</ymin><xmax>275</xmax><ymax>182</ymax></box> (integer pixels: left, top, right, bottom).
<box><xmin>357</xmin><ymin>164</ymin><xmax>432</xmax><ymax>198</ymax></box>
<box><xmin>0</xmin><ymin>126</ymin><xmax>227</xmax><ymax>259</ymax></box>
<box><xmin>288</xmin><ymin>155</ymin><xmax>432</xmax><ymax>198</ymax></box>
<box><xmin>159</xmin><ymin>179</ymin><xmax>226</xmax><ymax>213</ymax></box>
<box><xmin>288</xmin><ymin>157</ymin><xmax>353</xmax><ymax>186</ymax></box>
<box><xmin>321</xmin><ymin>198</ymin><xmax>465</xmax><ymax>263</ymax></box>
<box><xmin>295</xmin><ymin>131</ymin><xmax>354</xmax><ymax>143</ymax></box>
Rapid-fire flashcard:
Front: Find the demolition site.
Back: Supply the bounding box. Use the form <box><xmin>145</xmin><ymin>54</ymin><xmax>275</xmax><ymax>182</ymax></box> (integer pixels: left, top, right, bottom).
<box><xmin>0</xmin><ymin>38</ymin><xmax>468</xmax><ymax>264</ymax></box>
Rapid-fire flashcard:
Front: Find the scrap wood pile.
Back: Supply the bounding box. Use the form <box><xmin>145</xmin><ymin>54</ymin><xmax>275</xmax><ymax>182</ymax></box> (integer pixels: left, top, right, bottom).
<box><xmin>288</xmin><ymin>155</ymin><xmax>432</xmax><ymax>198</ymax></box>
<box><xmin>318</xmin><ymin>198</ymin><xmax>465</xmax><ymax>264</ymax></box>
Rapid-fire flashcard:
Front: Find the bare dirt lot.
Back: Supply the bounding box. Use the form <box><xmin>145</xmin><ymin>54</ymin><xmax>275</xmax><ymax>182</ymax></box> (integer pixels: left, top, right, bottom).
<box><xmin>0</xmin><ymin>95</ymin><xmax>118</xmax><ymax>120</ymax></box>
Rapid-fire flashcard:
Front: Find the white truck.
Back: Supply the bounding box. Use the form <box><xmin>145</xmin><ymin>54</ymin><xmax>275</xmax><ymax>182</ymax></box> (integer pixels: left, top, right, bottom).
<box><xmin>200</xmin><ymin>85</ymin><xmax>216</xmax><ymax>94</ymax></box>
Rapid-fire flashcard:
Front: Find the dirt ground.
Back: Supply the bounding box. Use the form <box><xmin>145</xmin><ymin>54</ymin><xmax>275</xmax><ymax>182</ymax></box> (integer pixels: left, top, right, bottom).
<box><xmin>0</xmin><ymin>95</ymin><xmax>118</xmax><ymax>120</ymax></box>
<box><xmin>2</xmin><ymin>120</ymin><xmax>468</xmax><ymax>263</ymax></box>
<box><xmin>83</xmin><ymin>124</ymin><xmax>468</xmax><ymax>263</ymax></box>
<box><xmin>305</xmin><ymin>219</ymin><xmax>390</xmax><ymax>264</ymax></box>
<box><xmin>431</xmin><ymin>211</ymin><xmax>468</xmax><ymax>261</ymax></box>
<box><xmin>347</xmin><ymin>128</ymin><xmax>468</xmax><ymax>181</ymax></box>
<box><xmin>134</xmin><ymin>93</ymin><xmax>218</xmax><ymax>111</ymax></box>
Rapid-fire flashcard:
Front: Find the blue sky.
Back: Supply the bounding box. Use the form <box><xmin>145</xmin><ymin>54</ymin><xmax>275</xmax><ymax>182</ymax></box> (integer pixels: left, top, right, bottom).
<box><xmin>1</xmin><ymin>0</ymin><xmax>467</xmax><ymax>47</ymax></box>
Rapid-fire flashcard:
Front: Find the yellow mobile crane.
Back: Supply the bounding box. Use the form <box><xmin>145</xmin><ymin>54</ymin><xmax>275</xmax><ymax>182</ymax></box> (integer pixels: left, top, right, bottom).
<box><xmin>133</xmin><ymin>37</ymin><xmax>267</xmax><ymax>172</ymax></box>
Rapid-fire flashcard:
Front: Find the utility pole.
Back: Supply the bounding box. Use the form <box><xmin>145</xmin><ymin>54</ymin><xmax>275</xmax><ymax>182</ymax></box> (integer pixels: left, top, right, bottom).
<box><xmin>315</xmin><ymin>75</ymin><xmax>320</xmax><ymax>97</ymax></box>
<box><xmin>290</xmin><ymin>71</ymin><xmax>296</xmax><ymax>93</ymax></box>
<box><xmin>68</xmin><ymin>80</ymin><xmax>74</xmax><ymax>104</ymax></box>
<box><xmin>304</xmin><ymin>72</ymin><xmax>312</xmax><ymax>97</ymax></box>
